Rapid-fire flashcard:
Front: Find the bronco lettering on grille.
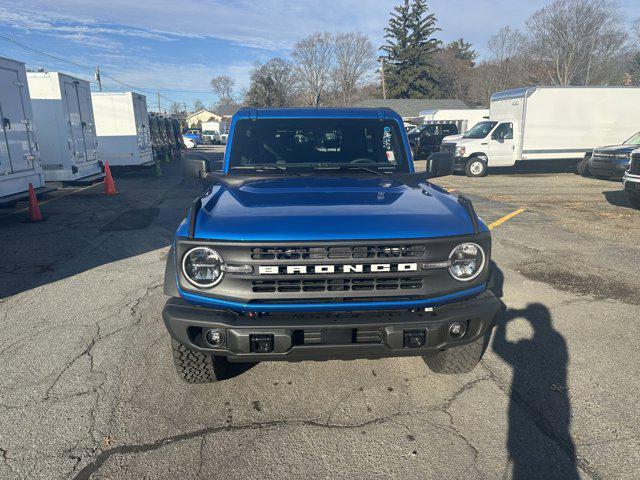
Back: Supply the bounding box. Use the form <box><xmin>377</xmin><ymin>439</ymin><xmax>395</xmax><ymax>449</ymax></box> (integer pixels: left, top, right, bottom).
<box><xmin>257</xmin><ymin>263</ymin><xmax>419</xmax><ymax>275</ymax></box>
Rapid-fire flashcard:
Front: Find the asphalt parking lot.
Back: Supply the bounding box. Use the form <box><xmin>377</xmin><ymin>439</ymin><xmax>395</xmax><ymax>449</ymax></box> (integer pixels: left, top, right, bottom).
<box><xmin>1</xmin><ymin>147</ymin><xmax>638</xmax><ymax>479</ymax></box>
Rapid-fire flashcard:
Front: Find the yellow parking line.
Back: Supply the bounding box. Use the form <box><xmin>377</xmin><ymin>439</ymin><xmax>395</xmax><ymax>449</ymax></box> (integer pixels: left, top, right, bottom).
<box><xmin>488</xmin><ymin>208</ymin><xmax>526</xmax><ymax>230</ymax></box>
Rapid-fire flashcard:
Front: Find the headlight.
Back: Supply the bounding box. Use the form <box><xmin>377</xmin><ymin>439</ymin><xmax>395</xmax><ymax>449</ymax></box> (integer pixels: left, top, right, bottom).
<box><xmin>182</xmin><ymin>247</ymin><xmax>224</xmax><ymax>288</ymax></box>
<box><xmin>448</xmin><ymin>243</ymin><xmax>485</xmax><ymax>281</ymax></box>
<box><xmin>455</xmin><ymin>146</ymin><xmax>466</xmax><ymax>157</ymax></box>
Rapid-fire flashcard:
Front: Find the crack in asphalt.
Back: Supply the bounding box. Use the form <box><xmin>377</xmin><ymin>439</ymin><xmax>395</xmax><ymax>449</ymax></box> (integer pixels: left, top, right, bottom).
<box><xmin>71</xmin><ymin>375</ymin><xmax>492</xmax><ymax>479</ymax></box>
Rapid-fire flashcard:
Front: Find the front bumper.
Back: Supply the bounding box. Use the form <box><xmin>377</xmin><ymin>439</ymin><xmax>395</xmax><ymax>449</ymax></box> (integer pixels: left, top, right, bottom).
<box><xmin>162</xmin><ymin>291</ymin><xmax>501</xmax><ymax>363</ymax></box>
<box><xmin>623</xmin><ymin>171</ymin><xmax>640</xmax><ymax>195</ymax></box>
<box><xmin>588</xmin><ymin>158</ymin><xmax>629</xmax><ymax>179</ymax></box>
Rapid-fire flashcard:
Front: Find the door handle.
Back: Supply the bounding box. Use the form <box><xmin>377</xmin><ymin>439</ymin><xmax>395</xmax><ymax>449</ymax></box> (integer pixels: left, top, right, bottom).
<box><xmin>3</xmin><ymin>118</ymin><xmax>10</xmax><ymax>130</ymax></box>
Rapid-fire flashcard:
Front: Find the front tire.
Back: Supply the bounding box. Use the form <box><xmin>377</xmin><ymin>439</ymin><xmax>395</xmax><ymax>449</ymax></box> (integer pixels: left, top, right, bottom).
<box><xmin>464</xmin><ymin>157</ymin><xmax>488</xmax><ymax>177</ymax></box>
<box><xmin>423</xmin><ymin>334</ymin><xmax>488</xmax><ymax>374</ymax></box>
<box><xmin>171</xmin><ymin>339</ymin><xmax>229</xmax><ymax>383</ymax></box>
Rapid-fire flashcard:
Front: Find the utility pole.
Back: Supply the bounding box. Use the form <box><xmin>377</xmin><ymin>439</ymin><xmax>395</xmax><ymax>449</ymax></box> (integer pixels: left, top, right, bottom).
<box><xmin>157</xmin><ymin>91</ymin><xmax>161</xmax><ymax>113</ymax></box>
<box><xmin>380</xmin><ymin>58</ymin><xmax>387</xmax><ymax>100</ymax></box>
<box><xmin>94</xmin><ymin>66</ymin><xmax>102</xmax><ymax>92</ymax></box>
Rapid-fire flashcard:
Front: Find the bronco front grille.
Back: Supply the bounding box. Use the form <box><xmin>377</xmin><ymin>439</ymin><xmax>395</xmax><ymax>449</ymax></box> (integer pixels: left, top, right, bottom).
<box><xmin>252</xmin><ymin>277</ymin><xmax>424</xmax><ymax>293</ymax></box>
<box><xmin>251</xmin><ymin>245</ymin><xmax>426</xmax><ymax>260</ymax></box>
<box><xmin>630</xmin><ymin>152</ymin><xmax>640</xmax><ymax>174</ymax></box>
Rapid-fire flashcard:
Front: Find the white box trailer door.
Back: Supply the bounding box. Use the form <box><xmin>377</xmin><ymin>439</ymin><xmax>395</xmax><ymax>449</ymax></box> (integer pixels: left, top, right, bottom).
<box><xmin>76</xmin><ymin>81</ymin><xmax>97</xmax><ymax>162</ymax></box>
<box><xmin>63</xmin><ymin>79</ymin><xmax>88</xmax><ymax>164</ymax></box>
<box><xmin>0</xmin><ymin>64</ymin><xmax>36</xmax><ymax>175</ymax></box>
<box><xmin>132</xmin><ymin>94</ymin><xmax>151</xmax><ymax>154</ymax></box>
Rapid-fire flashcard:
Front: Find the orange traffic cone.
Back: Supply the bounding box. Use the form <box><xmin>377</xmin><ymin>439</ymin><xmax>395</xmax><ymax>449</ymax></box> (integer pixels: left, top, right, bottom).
<box><xmin>27</xmin><ymin>183</ymin><xmax>44</xmax><ymax>222</ymax></box>
<box><xmin>103</xmin><ymin>161</ymin><xmax>117</xmax><ymax>195</ymax></box>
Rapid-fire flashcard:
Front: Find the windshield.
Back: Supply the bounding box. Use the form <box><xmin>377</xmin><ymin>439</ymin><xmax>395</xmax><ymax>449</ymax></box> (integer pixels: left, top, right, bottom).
<box><xmin>228</xmin><ymin>118</ymin><xmax>409</xmax><ymax>174</ymax></box>
<box><xmin>202</xmin><ymin>130</ymin><xmax>215</xmax><ymax>135</ymax></box>
<box><xmin>623</xmin><ymin>131</ymin><xmax>640</xmax><ymax>145</ymax></box>
<box><xmin>464</xmin><ymin>121</ymin><xmax>498</xmax><ymax>139</ymax></box>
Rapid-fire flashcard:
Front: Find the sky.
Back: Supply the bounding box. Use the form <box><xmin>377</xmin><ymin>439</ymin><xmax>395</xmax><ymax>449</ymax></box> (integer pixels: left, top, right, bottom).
<box><xmin>1</xmin><ymin>0</ymin><xmax>639</xmax><ymax>110</ymax></box>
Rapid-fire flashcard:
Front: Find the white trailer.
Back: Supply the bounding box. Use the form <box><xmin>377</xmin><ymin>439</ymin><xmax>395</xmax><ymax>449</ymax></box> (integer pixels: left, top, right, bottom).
<box><xmin>91</xmin><ymin>92</ymin><xmax>153</xmax><ymax>166</ymax></box>
<box><xmin>419</xmin><ymin>108</ymin><xmax>489</xmax><ymax>133</ymax></box>
<box><xmin>0</xmin><ymin>56</ymin><xmax>47</xmax><ymax>204</ymax></box>
<box><xmin>442</xmin><ymin>86</ymin><xmax>640</xmax><ymax>177</ymax></box>
<box><xmin>27</xmin><ymin>72</ymin><xmax>103</xmax><ymax>182</ymax></box>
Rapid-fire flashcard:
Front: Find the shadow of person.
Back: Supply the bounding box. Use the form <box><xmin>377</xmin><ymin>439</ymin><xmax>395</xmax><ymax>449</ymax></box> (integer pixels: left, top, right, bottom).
<box><xmin>492</xmin><ymin>303</ymin><xmax>580</xmax><ymax>480</ymax></box>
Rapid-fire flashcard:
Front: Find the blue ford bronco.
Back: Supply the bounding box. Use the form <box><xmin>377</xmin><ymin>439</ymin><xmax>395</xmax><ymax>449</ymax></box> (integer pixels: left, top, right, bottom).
<box><xmin>163</xmin><ymin>108</ymin><xmax>500</xmax><ymax>382</ymax></box>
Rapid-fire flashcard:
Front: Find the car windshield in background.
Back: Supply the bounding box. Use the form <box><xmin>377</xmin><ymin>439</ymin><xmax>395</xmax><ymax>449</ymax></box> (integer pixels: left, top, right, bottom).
<box><xmin>464</xmin><ymin>121</ymin><xmax>498</xmax><ymax>139</ymax></box>
<box><xmin>623</xmin><ymin>131</ymin><xmax>640</xmax><ymax>145</ymax></box>
<box><xmin>228</xmin><ymin>118</ymin><xmax>409</xmax><ymax>174</ymax></box>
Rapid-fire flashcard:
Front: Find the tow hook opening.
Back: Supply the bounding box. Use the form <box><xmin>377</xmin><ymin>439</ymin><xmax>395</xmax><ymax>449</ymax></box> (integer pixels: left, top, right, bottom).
<box><xmin>403</xmin><ymin>329</ymin><xmax>426</xmax><ymax>348</ymax></box>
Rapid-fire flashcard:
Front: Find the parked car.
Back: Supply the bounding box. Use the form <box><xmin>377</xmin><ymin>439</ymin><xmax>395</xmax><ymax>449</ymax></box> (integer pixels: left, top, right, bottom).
<box><xmin>408</xmin><ymin>122</ymin><xmax>459</xmax><ymax>159</ymax></box>
<box><xmin>623</xmin><ymin>149</ymin><xmax>640</xmax><ymax>208</ymax></box>
<box><xmin>202</xmin><ymin>130</ymin><xmax>221</xmax><ymax>144</ymax></box>
<box><xmin>182</xmin><ymin>136</ymin><xmax>197</xmax><ymax>149</ymax></box>
<box><xmin>220</xmin><ymin>133</ymin><xmax>228</xmax><ymax>144</ymax></box>
<box><xmin>183</xmin><ymin>129</ymin><xmax>202</xmax><ymax>145</ymax></box>
<box><xmin>441</xmin><ymin>86</ymin><xmax>640</xmax><ymax>177</ymax></box>
<box><xmin>166</xmin><ymin>107</ymin><xmax>500</xmax><ymax>383</ymax></box>
<box><xmin>583</xmin><ymin>131</ymin><xmax>640</xmax><ymax>180</ymax></box>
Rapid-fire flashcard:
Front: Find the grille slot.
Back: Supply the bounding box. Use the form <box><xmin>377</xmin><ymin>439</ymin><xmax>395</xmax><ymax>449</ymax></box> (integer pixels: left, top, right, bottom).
<box><xmin>251</xmin><ymin>245</ymin><xmax>426</xmax><ymax>261</ymax></box>
<box><xmin>252</xmin><ymin>277</ymin><xmax>423</xmax><ymax>294</ymax></box>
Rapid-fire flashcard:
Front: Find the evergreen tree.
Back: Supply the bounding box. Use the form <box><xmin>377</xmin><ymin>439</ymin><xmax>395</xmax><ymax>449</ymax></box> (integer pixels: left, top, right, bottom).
<box><xmin>446</xmin><ymin>38</ymin><xmax>479</xmax><ymax>66</ymax></box>
<box><xmin>381</xmin><ymin>0</ymin><xmax>441</xmax><ymax>98</ymax></box>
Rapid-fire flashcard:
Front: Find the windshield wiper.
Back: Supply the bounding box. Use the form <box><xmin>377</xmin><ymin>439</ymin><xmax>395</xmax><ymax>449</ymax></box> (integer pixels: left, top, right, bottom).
<box><xmin>312</xmin><ymin>165</ymin><xmax>388</xmax><ymax>176</ymax></box>
<box><xmin>230</xmin><ymin>165</ymin><xmax>302</xmax><ymax>176</ymax></box>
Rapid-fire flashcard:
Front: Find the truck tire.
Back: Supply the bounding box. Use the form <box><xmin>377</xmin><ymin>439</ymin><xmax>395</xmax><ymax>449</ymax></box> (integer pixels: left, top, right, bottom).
<box><xmin>577</xmin><ymin>156</ymin><xmax>592</xmax><ymax>177</ymax></box>
<box><xmin>171</xmin><ymin>339</ymin><xmax>229</xmax><ymax>383</ymax></box>
<box><xmin>628</xmin><ymin>194</ymin><xmax>640</xmax><ymax>209</ymax></box>
<box><xmin>464</xmin><ymin>157</ymin><xmax>487</xmax><ymax>177</ymax></box>
<box><xmin>423</xmin><ymin>334</ymin><xmax>489</xmax><ymax>374</ymax></box>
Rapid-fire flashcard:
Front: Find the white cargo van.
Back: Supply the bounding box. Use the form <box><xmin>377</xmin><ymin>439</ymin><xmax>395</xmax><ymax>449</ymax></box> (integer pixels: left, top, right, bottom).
<box><xmin>0</xmin><ymin>56</ymin><xmax>47</xmax><ymax>204</ymax></box>
<box><xmin>27</xmin><ymin>72</ymin><xmax>103</xmax><ymax>182</ymax></box>
<box><xmin>91</xmin><ymin>92</ymin><xmax>153</xmax><ymax>166</ymax></box>
<box><xmin>441</xmin><ymin>86</ymin><xmax>640</xmax><ymax>177</ymax></box>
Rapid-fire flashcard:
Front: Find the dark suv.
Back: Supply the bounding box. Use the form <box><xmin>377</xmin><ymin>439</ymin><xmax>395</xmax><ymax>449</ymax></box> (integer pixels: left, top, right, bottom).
<box><xmin>408</xmin><ymin>123</ymin><xmax>459</xmax><ymax>160</ymax></box>
<box><xmin>585</xmin><ymin>131</ymin><xmax>640</xmax><ymax>179</ymax></box>
<box><xmin>623</xmin><ymin>149</ymin><xmax>640</xmax><ymax>208</ymax></box>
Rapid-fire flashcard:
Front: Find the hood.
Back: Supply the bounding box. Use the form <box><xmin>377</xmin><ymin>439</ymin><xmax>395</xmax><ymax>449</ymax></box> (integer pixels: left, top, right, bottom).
<box><xmin>593</xmin><ymin>144</ymin><xmax>638</xmax><ymax>154</ymax></box>
<box><xmin>443</xmin><ymin>134</ymin><xmax>463</xmax><ymax>143</ymax></box>
<box><xmin>189</xmin><ymin>176</ymin><xmax>478</xmax><ymax>241</ymax></box>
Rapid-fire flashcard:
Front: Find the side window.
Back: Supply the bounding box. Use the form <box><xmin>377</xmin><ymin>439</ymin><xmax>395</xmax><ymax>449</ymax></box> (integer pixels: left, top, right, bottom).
<box><xmin>443</xmin><ymin>124</ymin><xmax>457</xmax><ymax>135</ymax></box>
<box><xmin>492</xmin><ymin>123</ymin><xmax>513</xmax><ymax>140</ymax></box>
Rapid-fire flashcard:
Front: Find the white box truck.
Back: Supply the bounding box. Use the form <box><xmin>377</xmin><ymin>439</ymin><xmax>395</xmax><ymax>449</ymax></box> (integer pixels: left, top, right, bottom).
<box><xmin>91</xmin><ymin>92</ymin><xmax>153</xmax><ymax>166</ymax></box>
<box><xmin>419</xmin><ymin>108</ymin><xmax>489</xmax><ymax>134</ymax></box>
<box><xmin>27</xmin><ymin>72</ymin><xmax>103</xmax><ymax>182</ymax></box>
<box><xmin>0</xmin><ymin>56</ymin><xmax>47</xmax><ymax>204</ymax></box>
<box><xmin>441</xmin><ymin>86</ymin><xmax>640</xmax><ymax>177</ymax></box>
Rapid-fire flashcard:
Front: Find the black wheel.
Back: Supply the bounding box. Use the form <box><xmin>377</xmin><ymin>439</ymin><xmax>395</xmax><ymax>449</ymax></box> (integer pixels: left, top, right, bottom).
<box><xmin>171</xmin><ymin>339</ymin><xmax>229</xmax><ymax>383</ymax></box>
<box><xmin>423</xmin><ymin>334</ymin><xmax>489</xmax><ymax>374</ymax></box>
<box><xmin>628</xmin><ymin>194</ymin><xmax>640</xmax><ymax>209</ymax></box>
<box><xmin>577</xmin><ymin>158</ymin><xmax>591</xmax><ymax>177</ymax></box>
<box><xmin>464</xmin><ymin>157</ymin><xmax>488</xmax><ymax>177</ymax></box>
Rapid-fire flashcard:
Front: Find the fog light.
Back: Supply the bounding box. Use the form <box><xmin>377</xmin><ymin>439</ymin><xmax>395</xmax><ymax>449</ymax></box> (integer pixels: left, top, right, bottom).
<box><xmin>205</xmin><ymin>329</ymin><xmax>224</xmax><ymax>347</ymax></box>
<box><xmin>448</xmin><ymin>322</ymin><xmax>467</xmax><ymax>339</ymax></box>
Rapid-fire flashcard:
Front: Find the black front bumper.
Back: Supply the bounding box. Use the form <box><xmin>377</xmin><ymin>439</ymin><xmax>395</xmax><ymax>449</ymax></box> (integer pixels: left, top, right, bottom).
<box><xmin>162</xmin><ymin>291</ymin><xmax>501</xmax><ymax>362</ymax></box>
<box><xmin>588</xmin><ymin>158</ymin><xmax>629</xmax><ymax>179</ymax></box>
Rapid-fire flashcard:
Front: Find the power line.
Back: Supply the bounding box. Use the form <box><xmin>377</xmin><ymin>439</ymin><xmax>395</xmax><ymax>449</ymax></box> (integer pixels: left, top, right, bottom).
<box><xmin>0</xmin><ymin>33</ymin><xmax>188</xmax><ymax>106</ymax></box>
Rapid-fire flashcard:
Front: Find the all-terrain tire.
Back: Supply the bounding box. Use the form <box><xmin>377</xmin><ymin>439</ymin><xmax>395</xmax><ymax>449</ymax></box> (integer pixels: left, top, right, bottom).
<box><xmin>464</xmin><ymin>156</ymin><xmax>488</xmax><ymax>177</ymax></box>
<box><xmin>423</xmin><ymin>334</ymin><xmax>489</xmax><ymax>374</ymax></box>
<box><xmin>171</xmin><ymin>339</ymin><xmax>229</xmax><ymax>383</ymax></box>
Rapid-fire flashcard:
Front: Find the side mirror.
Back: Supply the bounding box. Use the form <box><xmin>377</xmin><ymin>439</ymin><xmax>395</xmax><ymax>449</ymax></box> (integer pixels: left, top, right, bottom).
<box><xmin>182</xmin><ymin>153</ymin><xmax>211</xmax><ymax>179</ymax></box>
<box><xmin>426</xmin><ymin>152</ymin><xmax>454</xmax><ymax>178</ymax></box>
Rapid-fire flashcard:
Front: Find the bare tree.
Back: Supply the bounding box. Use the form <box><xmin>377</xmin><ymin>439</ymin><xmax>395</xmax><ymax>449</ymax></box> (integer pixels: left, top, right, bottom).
<box><xmin>210</xmin><ymin>75</ymin><xmax>236</xmax><ymax>104</ymax></box>
<box><xmin>331</xmin><ymin>32</ymin><xmax>376</xmax><ymax>106</ymax></box>
<box><xmin>525</xmin><ymin>0</ymin><xmax>628</xmax><ymax>86</ymax></box>
<box><xmin>169</xmin><ymin>102</ymin><xmax>184</xmax><ymax>115</ymax></box>
<box><xmin>192</xmin><ymin>99</ymin><xmax>204</xmax><ymax>112</ymax></box>
<box><xmin>244</xmin><ymin>58</ymin><xmax>298</xmax><ymax>107</ymax></box>
<box><xmin>292</xmin><ymin>32</ymin><xmax>334</xmax><ymax>106</ymax></box>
